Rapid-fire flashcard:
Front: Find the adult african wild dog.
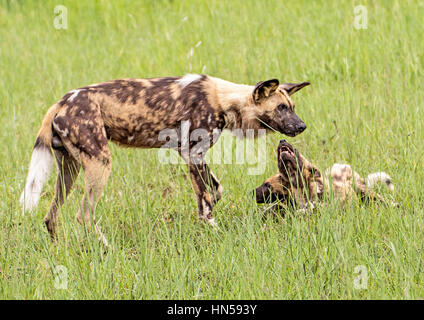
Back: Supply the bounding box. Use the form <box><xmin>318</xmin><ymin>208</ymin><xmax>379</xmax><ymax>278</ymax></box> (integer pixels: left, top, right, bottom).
<box><xmin>20</xmin><ymin>74</ymin><xmax>310</xmax><ymax>245</ymax></box>
<box><xmin>255</xmin><ymin>140</ymin><xmax>396</xmax><ymax>213</ymax></box>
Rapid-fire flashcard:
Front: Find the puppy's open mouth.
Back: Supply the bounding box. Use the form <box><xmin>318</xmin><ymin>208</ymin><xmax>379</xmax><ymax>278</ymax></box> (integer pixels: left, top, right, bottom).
<box><xmin>280</xmin><ymin>145</ymin><xmax>296</xmax><ymax>159</ymax></box>
<box><xmin>277</xmin><ymin>140</ymin><xmax>303</xmax><ymax>178</ymax></box>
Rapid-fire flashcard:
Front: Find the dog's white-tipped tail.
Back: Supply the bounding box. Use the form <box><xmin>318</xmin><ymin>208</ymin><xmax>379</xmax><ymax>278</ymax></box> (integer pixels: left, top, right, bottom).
<box><xmin>20</xmin><ymin>103</ymin><xmax>60</xmax><ymax>212</ymax></box>
<box><xmin>366</xmin><ymin>172</ymin><xmax>394</xmax><ymax>192</ymax></box>
<box><xmin>20</xmin><ymin>146</ymin><xmax>53</xmax><ymax>212</ymax></box>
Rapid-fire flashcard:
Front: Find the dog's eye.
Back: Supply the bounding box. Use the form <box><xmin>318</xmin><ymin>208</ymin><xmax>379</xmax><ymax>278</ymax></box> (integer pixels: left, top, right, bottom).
<box><xmin>277</xmin><ymin>104</ymin><xmax>288</xmax><ymax>111</ymax></box>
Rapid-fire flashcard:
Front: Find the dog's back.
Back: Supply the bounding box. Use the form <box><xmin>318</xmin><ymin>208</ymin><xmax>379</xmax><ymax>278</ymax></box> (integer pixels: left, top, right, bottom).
<box><xmin>53</xmin><ymin>75</ymin><xmax>224</xmax><ymax>149</ymax></box>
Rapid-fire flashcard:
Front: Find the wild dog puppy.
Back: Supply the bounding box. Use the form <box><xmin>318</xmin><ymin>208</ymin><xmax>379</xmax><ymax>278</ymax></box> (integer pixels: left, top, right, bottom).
<box><xmin>255</xmin><ymin>140</ymin><xmax>395</xmax><ymax>212</ymax></box>
<box><xmin>20</xmin><ymin>75</ymin><xmax>310</xmax><ymax>245</ymax></box>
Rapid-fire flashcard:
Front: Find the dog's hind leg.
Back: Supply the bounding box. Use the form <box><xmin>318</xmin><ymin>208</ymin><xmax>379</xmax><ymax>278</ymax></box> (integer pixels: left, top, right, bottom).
<box><xmin>52</xmin><ymin>101</ymin><xmax>112</xmax><ymax>247</ymax></box>
<box><xmin>354</xmin><ymin>172</ymin><xmax>397</xmax><ymax>206</ymax></box>
<box><xmin>76</xmin><ymin>150</ymin><xmax>112</xmax><ymax>248</ymax></box>
<box><xmin>44</xmin><ymin>147</ymin><xmax>80</xmax><ymax>240</ymax></box>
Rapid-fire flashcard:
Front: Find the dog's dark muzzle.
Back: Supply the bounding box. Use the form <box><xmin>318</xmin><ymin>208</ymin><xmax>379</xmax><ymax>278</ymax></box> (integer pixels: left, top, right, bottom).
<box><xmin>279</xmin><ymin>122</ymin><xmax>306</xmax><ymax>137</ymax></box>
<box><xmin>296</xmin><ymin>122</ymin><xmax>306</xmax><ymax>133</ymax></box>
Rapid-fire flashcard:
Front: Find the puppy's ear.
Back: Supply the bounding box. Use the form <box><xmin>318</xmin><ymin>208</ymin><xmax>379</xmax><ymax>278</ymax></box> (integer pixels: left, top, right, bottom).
<box><xmin>279</xmin><ymin>82</ymin><xmax>310</xmax><ymax>96</ymax></box>
<box><xmin>252</xmin><ymin>79</ymin><xmax>279</xmax><ymax>103</ymax></box>
<box><xmin>254</xmin><ymin>182</ymin><xmax>273</xmax><ymax>203</ymax></box>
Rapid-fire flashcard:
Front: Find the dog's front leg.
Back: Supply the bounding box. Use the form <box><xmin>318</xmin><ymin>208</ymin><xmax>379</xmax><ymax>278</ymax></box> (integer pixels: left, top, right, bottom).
<box><xmin>204</xmin><ymin>165</ymin><xmax>223</xmax><ymax>205</ymax></box>
<box><xmin>295</xmin><ymin>200</ymin><xmax>316</xmax><ymax>214</ymax></box>
<box><xmin>292</xmin><ymin>187</ymin><xmax>316</xmax><ymax>214</ymax></box>
<box><xmin>179</xmin><ymin>139</ymin><xmax>221</xmax><ymax>226</ymax></box>
<box><xmin>188</xmin><ymin>162</ymin><xmax>218</xmax><ymax>226</ymax></box>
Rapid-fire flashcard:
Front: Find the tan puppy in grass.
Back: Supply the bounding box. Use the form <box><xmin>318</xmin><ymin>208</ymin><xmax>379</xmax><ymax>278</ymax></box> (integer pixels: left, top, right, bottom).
<box><xmin>255</xmin><ymin>139</ymin><xmax>396</xmax><ymax>213</ymax></box>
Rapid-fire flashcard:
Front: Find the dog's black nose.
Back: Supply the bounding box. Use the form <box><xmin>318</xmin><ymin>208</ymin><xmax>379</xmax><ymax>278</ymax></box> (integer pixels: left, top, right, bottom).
<box><xmin>296</xmin><ymin>123</ymin><xmax>306</xmax><ymax>133</ymax></box>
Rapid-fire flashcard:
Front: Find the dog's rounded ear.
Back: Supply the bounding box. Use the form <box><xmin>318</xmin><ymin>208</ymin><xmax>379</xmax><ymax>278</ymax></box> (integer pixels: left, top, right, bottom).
<box><xmin>254</xmin><ymin>183</ymin><xmax>272</xmax><ymax>203</ymax></box>
<box><xmin>252</xmin><ymin>79</ymin><xmax>279</xmax><ymax>103</ymax></box>
<box><xmin>279</xmin><ymin>82</ymin><xmax>310</xmax><ymax>96</ymax></box>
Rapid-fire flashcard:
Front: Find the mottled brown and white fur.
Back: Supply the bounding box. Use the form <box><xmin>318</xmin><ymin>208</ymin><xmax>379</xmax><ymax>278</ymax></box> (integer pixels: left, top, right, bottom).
<box><xmin>20</xmin><ymin>75</ymin><xmax>310</xmax><ymax>245</ymax></box>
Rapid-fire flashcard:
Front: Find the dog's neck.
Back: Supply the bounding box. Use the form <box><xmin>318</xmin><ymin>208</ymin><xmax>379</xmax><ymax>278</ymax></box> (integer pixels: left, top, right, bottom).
<box><xmin>210</xmin><ymin>77</ymin><xmax>260</xmax><ymax>131</ymax></box>
<box><xmin>279</xmin><ymin>153</ymin><xmax>325</xmax><ymax>200</ymax></box>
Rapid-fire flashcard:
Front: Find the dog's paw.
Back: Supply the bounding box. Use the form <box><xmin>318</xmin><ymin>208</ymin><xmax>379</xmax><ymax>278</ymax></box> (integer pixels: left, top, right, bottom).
<box><xmin>207</xmin><ymin>217</ymin><xmax>219</xmax><ymax>228</ymax></box>
<box><xmin>306</xmin><ymin>201</ymin><xmax>315</xmax><ymax>210</ymax></box>
<box><xmin>296</xmin><ymin>201</ymin><xmax>316</xmax><ymax>215</ymax></box>
<box><xmin>390</xmin><ymin>200</ymin><xmax>400</xmax><ymax>208</ymax></box>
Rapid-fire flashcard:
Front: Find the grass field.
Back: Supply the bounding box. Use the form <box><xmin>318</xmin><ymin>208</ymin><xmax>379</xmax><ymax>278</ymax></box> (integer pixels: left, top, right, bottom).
<box><xmin>1</xmin><ymin>0</ymin><xmax>424</xmax><ymax>299</ymax></box>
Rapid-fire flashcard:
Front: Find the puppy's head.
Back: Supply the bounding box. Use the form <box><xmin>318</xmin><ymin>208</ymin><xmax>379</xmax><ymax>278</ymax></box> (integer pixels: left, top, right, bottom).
<box><xmin>277</xmin><ymin>139</ymin><xmax>323</xmax><ymax>199</ymax></box>
<box><xmin>255</xmin><ymin>140</ymin><xmax>303</xmax><ymax>203</ymax></box>
<box><xmin>254</xmin><ymin>140</ymin><xmax>324</xmax><ymax>209</ymax></box>
<box><xmin>277</xmin><ymin>140</ymin><xmax>305</xmax><ymax>187</ymax></box>
<box><xmin>254</xmin><ymin>140</ymin><xmax>308</xmax><ymax>205</ymax></box>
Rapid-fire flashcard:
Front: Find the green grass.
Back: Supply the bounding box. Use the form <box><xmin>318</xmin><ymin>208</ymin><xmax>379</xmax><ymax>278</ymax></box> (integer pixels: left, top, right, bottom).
<box><xmin>1</xmin><ymin>0</ymin><xmax>424</xmax><ymax>299</ymax></box>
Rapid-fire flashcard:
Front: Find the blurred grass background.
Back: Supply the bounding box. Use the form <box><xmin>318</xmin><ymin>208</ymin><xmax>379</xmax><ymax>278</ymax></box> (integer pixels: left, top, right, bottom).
<box><xmin>0</xmin><ymin>0</ymin><xmax>423</xmax><ymax>299</ymax></box>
